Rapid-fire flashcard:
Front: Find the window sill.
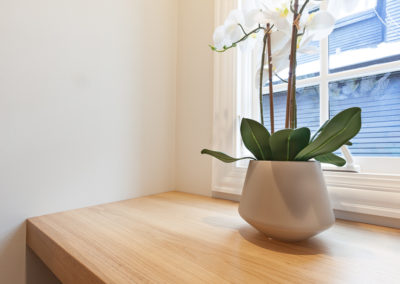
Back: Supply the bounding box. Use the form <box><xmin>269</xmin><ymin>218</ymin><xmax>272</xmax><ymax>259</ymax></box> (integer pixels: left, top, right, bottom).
<box><xmin>324</xmin><ymin>171</ymin><xmax>400</xmax><ymax>227</ymax></box>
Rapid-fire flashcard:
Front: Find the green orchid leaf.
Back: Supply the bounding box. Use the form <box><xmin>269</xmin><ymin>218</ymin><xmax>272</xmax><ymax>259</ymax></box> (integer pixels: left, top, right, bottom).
<box><xmin>269</xmin><ymin>128</ymin><xmax>311</xmax><ymax>161</ymax></box>
<box><xmin>314</xmin><ymin>153</ymin><xmax>346</xmax><ymax>167</ymax></box>
<box><xmin>288</xmin><ymin>127</ymin><xmax>311</xmax><ymax>161</ymax></box>
<box><xmin>240</xmin><ymin>118</ymin><xmax>272</xmax><ymax>160</ymax></box>
<box><xmin>295</xmin><ymin>107</ymin><xmax>361</xmax><ymax>161</ymax></box>
<box><xmin>345</xmin><ymin>141</ymin><xmax>353</xmax><ymax>146</ymax></box>
<box><xmin>311</xmin><ymin>119</ymin><xmax>330</xmax><ymax>141</ymax></box>
<box><xmin>269</xmin><ymin>129</ymin><xmax>293</xmax><ymax>161</ymax></box>
<box><xmin>201</xmin><ymin>149</ymin><xmax>255</xmax><ymax>163</ymax></box>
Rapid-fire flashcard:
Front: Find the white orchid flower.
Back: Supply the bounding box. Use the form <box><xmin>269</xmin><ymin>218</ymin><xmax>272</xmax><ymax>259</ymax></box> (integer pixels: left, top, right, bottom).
<box><xmin>224</xmin><ymin>10</ymin><xmax>246</xmax><ymax>44</ymax></box>
<box><xmin>244</xmin><ymin>8</ymin><xmax>268</xmax><ymax>29</ymax></box>
<box><xmin>272</xmin><ymin>53</ymin><xmax>291</xmax><ymax>72</ymax></box>
<box><xmin>241</xmin><ymin>0</ymin><xmax>260</xmax><ymax>11</ymax></box>
<box><xmin>328</xmin><ymin>0</ymin><xmax>363</xmax><ymax>19</ymax></box>
<box><xmin>256</xmin><ymin>31</ymin><xmax>290</xmax><ymax>63</ymax></box>
<box><xmin>303</xmin><ymin>11</ymin><xmax>335</xmax><ymax>41</ymax></box>
<box><xmin>297</xmin><ymin>35</ymin><xmax>318</xmax><ymax>54</ymax></box>
<box><xmin>261</xmin><ymin>1</ymin><xmax>292</xmax><ymax>35</ymax></box>
<box><xmin>213</xmin><ymin>0</ymin><xmax>336</xmax><ymax>57</ymax></box>
<box><xmin>213</xmin><ymin>25</ymin><xmax>229</xmax><ymax>50</ymax></box>
<box><xmin>244</xmin><ymin>29</ymin><xmax>265</xmax><ymax>53</ymax></box>
<box><xmin>242</xmin><ymin>0</ymin><xmax>293</xmax><ymax>33</ymax></box>
<box><xmin>270</xmin><ymin>30</ymin><xmax>291</xmax><ymax>54</ymax></box>
<box><xmin>261</xmin><ymin>0</ymin><xmax>291</xmax><ymax>12</ymax></box>
<box><xmin>253</xmin><ymin>2</ymin><xmax>335</xmax><ymax>78</ymax></box>
<box><xmin>254</xmin><ymin>53</ymin><xmax>290</xmax><ymax>87</ymax></box>
<box><xmin>255</xmin><ymin>39</ymin><xmax>291</xmax><ymax>87</ymax></box>
<box><xmin>212</xmin><ymin>9</ymin><xmax>246</xmax><ymax>50</ymax></box>
<box><xmin>282</xmin><ymin>10</ymin><xmax>335</xmax><ymax>57</ymax></box>
<box><xmin>271</xmin><ymin>39</ymin><xmax>291</xmax><ymax>70</ymax></box>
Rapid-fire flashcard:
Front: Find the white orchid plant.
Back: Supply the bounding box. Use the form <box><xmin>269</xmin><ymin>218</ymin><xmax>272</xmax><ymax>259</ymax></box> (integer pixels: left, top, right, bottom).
<box><xmin>202</xmin><ymin>0</ymin><xmax>363</xmax><ymax>166</ymax></box>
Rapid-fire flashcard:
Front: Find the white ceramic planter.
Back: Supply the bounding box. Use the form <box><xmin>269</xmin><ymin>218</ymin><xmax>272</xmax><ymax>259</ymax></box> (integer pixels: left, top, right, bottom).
<box><xmin>238</xmin><ymin>160</ymin><xmax>335</xmax><ymax>242</ymax></box>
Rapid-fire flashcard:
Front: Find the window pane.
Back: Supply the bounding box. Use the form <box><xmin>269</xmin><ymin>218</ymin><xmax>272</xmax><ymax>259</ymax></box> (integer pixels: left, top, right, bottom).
<box><xmin>329</xmin><ymin>71</ymin><xmax>400</xmax><ymax>156</ymax></box>
<box><xmin>329</xmin><ymin>0</ymin><xmax>400</xmax><ymax>73</ymax></box>
<box><xmin>270</xmin><ymin>44</ymin><xmax>320</xmax><ymax>85</ymax></box>
<box><xmin>262</xmin><ymin>86</ymin><xmax>320</xmax><ymax>132</ymax></box>
<box><xmin>296</xmin><ymin>41</ymin><xmax>320</xmax><ymax>80</ymax></box>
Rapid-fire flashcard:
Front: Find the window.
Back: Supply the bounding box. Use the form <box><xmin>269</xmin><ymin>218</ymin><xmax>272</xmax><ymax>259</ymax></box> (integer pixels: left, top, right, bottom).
<box><xmin>263</xmin><ymin>86</ymin><xmax>320</xmax><ymax>132</ymax></box>
<box><xmin>260</xmin><ymin>0</ymin><xmax>400</xmax><ymax>163</ymax></box>
<box><xmin>213</xmin><ymin>0</ymin><xmax>400</xmax><ymax>226</ymax></box>
<box><xmin>329</xmin><ymin>72</ymin><xmax>400</xmax><ymax>157</ymax></box>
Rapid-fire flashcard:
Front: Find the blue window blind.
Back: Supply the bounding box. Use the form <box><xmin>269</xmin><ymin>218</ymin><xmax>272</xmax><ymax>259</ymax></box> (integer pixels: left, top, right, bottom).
<box><xmin>262</xmin><ymin>86</ymin><xmax>320</xmax><ymax>133</ymax></box>
<box><xmin>328</xmin><ymin>11</ymin><xmax>384</xmax><ymax>56</ymax></box>
<box><xmin>330</xmin><ymin>71</ymin><xmax>400</xmax><ymax>156</ymax></box>
<box><xmin>386</xmin><ymin>0</ymin><xmax>400</xmax><ymax>42</ymax></box>
<box><xmin>297</xmin><ymin>41</ymin><xmax>319</xmax><ymax>66</ymax></box>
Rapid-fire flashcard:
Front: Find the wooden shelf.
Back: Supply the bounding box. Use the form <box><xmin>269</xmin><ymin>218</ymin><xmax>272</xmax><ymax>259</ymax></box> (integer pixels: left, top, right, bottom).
<box><xmin>27</xmin><ymin>191</ymin><xmax>400</xmax><ymax>283</ymax></box>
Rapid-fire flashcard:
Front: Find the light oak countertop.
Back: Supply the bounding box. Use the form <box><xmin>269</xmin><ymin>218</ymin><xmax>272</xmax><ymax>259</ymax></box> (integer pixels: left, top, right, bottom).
<box><xmin>27</xmin><ymin>191</ymin><xmax>400</xmax><ymax>283</ymax></box>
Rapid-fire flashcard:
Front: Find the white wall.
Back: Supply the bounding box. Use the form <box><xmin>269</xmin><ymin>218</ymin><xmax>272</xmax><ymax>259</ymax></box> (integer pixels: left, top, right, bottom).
<box><xmin>0</xmin><ymin>0</ymin><xmax>177</xmax><ymax>283</ymax></box>
<box><xmin>176</xmin><ymin>0</ymin><xmax>214</xmax><ymax>196</ymax></box>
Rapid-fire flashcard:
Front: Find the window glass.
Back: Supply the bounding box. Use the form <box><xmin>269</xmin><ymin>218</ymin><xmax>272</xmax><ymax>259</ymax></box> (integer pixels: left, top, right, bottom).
<box><xmin>262</xmin><ymin>85</ymin><xmax>320</xmax><ymax>132</ymax></box>
<box><xmin>272</xmin><ymin>41</ymin><xmax>320</xmax><ymax>83</ymax></box>
<box><xmin>273</xmin><ymin>11</ymin><xmax>321</xmax><ymax>82</ymax></box>
<box><xmin>329</xmin><ymin>0</ymin><xmax>400</xmax><ymax>72</ymax></box>
<box><xmin>296</xmin><ymin>41</ymin><xmax>321</xmax><ymax>80</ymax></box>
<box><xmin>329</xmin><ymin>71</ymin><xmax>400</xmax><ymax>156</ymax></box>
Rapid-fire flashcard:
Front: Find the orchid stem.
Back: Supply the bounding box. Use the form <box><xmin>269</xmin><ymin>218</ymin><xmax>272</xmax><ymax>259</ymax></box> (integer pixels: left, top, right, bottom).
<box><xmin>211</xmin><ymin>26</ymin><xmax>266</xmax><ymax>52</ymax></box>
<box><xmin>285</xmin><ymin>0</ymin><xmax>310</xmax><ymax>129</ymax></box>
<box><xmin>259</xmin><ymin>33</ymin><xmax>267</xmax><ymax>126</ymax></box>
<box><xmin>238</xmin><ymin>24</ymin><xmax>248</xmax><ymax>36</ymax></box>
<box><xmin>258</xmin><ymin>25</ymin><xmax>274</xmax><ymax>126</ymax></box>
<box><xmin>285</xmin><ymin>0</ymin><xmax>300</xmax><ymax>129</ymax></box>
<box><xmin>299</xmin><ymin>0</ymin><xmax>310</xmax><ymax>15</ymax></box>
<box><xmin>274</xmin><ymin>72</ymin><xmax>288</xmax><ymax>83</ymax></box>
<box><xmin>266</xmin><ymin>23</ymin><xmax>274</xmax><ymax>134</ymax></box>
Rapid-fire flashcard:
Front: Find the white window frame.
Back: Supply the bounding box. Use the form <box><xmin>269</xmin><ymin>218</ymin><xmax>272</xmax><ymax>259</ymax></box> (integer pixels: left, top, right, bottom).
<box><xmin>212</xmin><ymin>0</ymin><xmax>400</xmax><ymax>228</ymax></box>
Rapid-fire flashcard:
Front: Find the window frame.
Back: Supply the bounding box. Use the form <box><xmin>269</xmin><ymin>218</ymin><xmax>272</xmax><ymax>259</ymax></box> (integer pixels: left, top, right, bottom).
<box><xmin>260</xmin><ymin>1</ymin><xmax>400</xmax><ymax>170</ymax></box>
<box><xmin>212</xmin><ymin>0</ymin><xmax>400</xmax><ymax>228</ymax></box>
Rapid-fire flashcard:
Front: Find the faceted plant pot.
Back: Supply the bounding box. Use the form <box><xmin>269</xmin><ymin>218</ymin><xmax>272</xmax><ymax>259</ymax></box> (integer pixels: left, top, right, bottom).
<box><xmin>238</xmin><ymin>160</ymin><xmax>335</xmax><ymax>242</ymax></box>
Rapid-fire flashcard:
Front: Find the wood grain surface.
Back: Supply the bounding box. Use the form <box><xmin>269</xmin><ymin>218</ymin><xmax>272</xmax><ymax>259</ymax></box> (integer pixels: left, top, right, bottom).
<box><xmin>27</xmin><ymin>191</ymin><xmax>400</xmax><ymax>284</ymax></box>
